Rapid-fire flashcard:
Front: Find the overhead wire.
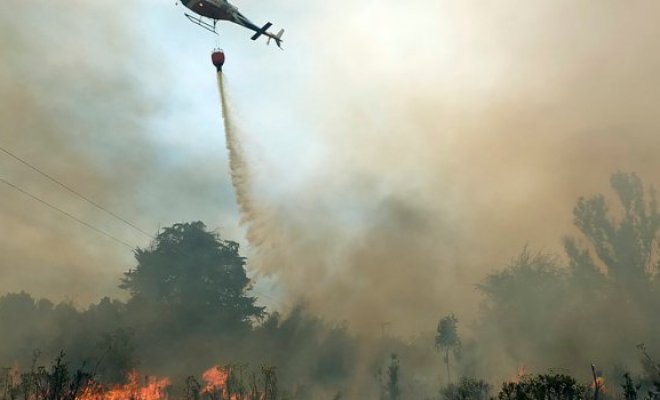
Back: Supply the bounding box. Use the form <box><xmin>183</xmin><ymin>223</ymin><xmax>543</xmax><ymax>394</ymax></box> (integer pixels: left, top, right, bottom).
<box><xmin>0</xmin><ymin>144</ymin><xmax>154</xmax><ymax>239</ymax></box>
<box><xmin>0</xmin><ymin>176</ymin><xmax>135</xmax><ymax>249</ymax></box>
<box><xmin>0</xmin><ymin>146</ymin><xmax>278</xmax><ymax>303</ymax></box>
<box><xmin>0</xmin><ymin>176</ymin><xmax>279</xmax><ymax>302</ymax></box>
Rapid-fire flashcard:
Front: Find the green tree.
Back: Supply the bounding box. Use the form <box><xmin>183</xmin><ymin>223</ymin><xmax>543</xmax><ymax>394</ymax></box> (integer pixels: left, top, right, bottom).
<box><xmin>95</xmin><ymin>328</ymin><xmax>136</xmax><ymax>383</ymax></box>
<box><xmin>566</xmin><ymin>172</ymin><xmax>660</xmax><ymax>290</ymax></box>
<box><xmin>564</xmin><ymin>171</ymin><xmax>660</xmax><ymax>350</ymax></box>
<box><xmin>477</xmin><ymin>250</ymin><xmax>569</xmax><ymax>366</ymax></box>
<box><xmin>436</xmin><ymin>314</ymin><xmax>461</xmax><ymax>384</ymax></box>
<box><xmin>121</xmin><ymin>222</ymin><xmax>264</xmax><ymax>330</ymax></box>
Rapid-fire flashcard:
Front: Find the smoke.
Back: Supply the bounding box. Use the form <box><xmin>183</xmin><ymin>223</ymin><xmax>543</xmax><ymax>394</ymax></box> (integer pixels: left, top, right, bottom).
<box><xmin>219</xmin><ymin>0</ymin><xmax>660</xmax><ymax>340</ymax></box>
<box><xmin>204</xmin><ymin>1</ymin><xmax>660</xmax><ymax>384</ymax></box>
<box><xmin>0</xmin><ymin>0</ymin><xmax>239</xmax><ymax>305</ymax></box>
<box><xmin>4</xmin><ymin>0</ymin><xmax>660</xmax><ymax>386</ymax></box>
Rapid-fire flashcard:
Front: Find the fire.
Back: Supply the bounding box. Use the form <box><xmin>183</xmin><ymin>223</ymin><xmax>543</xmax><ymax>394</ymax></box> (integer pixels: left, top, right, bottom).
<box><xmin>80</xmin><ymin>371</ymin><xmax>171</xmax><ymax>400</ymax></box>
<box><xmin>8</xmin><ymin>364</ymin><xmax>260</xmax><ymax>400</ymax></box>
<box><xmin>201</xmin><ymin>365</ymin><xmax>231</xmax><ymax>394</ymax></box>
<box><xmin>590</xmin><ymin>376</ymin><xmax>607</xmax><ymax>393</ymax></box>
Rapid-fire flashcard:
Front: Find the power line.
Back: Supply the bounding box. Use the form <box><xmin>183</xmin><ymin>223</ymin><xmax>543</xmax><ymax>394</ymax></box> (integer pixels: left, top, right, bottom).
<box><xmin>0</xmin><ymin>144</ymin><xmax>153</xmax><ymax>239</ymax></box>
<box><xmin>0</xmin><ymin>175</ymin><xmax>279</xmax><ymax>300</ymax></box>
<box><xmin>1</xmin><ymin>176</ymin><xmax>281</xmax><ymax>304</ymax></box>
<box><xmin>0</xmin><ymin>176</ymin><xmax>134</xmax><ymax>249</ymax></box>
<box><xmin>0</xmin><ymin>145</ymin><xmax>278</xmax><ymax>302</ymax></box>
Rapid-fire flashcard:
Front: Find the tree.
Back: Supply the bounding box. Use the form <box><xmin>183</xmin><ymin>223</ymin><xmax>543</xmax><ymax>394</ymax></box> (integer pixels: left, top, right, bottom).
<box><xmin>120</xmin><ymin>222</ymin><xmax>264</xmax><ymax>330</ymax></box>
<box><xmin>474</xmin><ymin>172</ymin><xmax>660</xmax><ymax>379</ymax></box>
<box><xmin>380</xmin><ymin>354</ymin><xmax>400</xmax><ymax>400</ymax></box>
<box><xmin>476</xmin><ymin>249</ymin><xmax>571</xmax><ymax>366</ymax></box>
<box><xmin>95</xmin><ymin>328</ymin><xmax>136</xmax><ymax>383</ymax></box>
<box><xmin>435</xmin><ymin>314</ymin><xmax>461</xmax><ymax>384</ymax></box>
<box><xmin>388</xmin><ymin>354</ymin><xmax>401</xmax><ymax>400</ymax></box>
<box><xmin>567</xmin><ymin>172</ymin><xmax>660</xmax><ymax>291</ymax></box>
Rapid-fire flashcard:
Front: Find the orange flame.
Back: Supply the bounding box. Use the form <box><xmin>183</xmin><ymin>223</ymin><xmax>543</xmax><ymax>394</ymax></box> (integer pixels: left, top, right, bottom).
<box><xmin>590</xmin><ymin>376</ymin><xmax>606</xmax><ymax>393</ymax></box>
<box><xmin>202</xmin><ymin>365</ymin><xmax>230</xmax><ymax>393</ymax></box>
<box><xmin>62</xmin><ymin>365</ymin><xmax>251</xmax><ymax>400</ymax></box>
<box><xmin>80</xmin><ymin>371</ymin><xmax>171</xmax><ymax>400</ymax></box>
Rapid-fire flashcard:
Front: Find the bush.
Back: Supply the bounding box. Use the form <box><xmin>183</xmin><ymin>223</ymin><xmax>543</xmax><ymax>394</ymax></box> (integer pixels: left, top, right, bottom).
<box><xmin>498</xmin><ymin>374</ymin><xmax>586</xmax><ymax>400</ymax></box>
<box><xmin>441</xmin><ymin>377</ymin><xmax>490</xmax><ymax>400</ymax></box>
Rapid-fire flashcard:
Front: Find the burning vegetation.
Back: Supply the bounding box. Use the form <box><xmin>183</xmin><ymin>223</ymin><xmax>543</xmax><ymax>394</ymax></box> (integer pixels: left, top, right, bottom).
<box><xmin>0</xmin><ymin>355</ymin><xmax>279</xmax><ymax>400</ymax></box>
<box><xmin>2</xmin><ymin>172</ymin><xmax>660</xmax><ymax>399</ymax></box>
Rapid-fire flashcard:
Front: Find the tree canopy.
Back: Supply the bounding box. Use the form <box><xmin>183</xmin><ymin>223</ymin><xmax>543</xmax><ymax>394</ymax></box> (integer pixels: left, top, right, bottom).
<box><xmin>568</xmin><ymin>171</ymin><xmax>660</xmax><ymax>289</ymax></box>
<box><xmin>476</xmin><ymin>172</ymin><xmax>660</xmax><ymax>374</ymax></box>
<box><xmin>436</xmin><ymin>314</ymin><xmax>461</xmax><ymax>383</ymax></box>
<box><xmin>120</xmin><ymin>222</ymin><xmax>265</xmax><ymax>327</ymax></box>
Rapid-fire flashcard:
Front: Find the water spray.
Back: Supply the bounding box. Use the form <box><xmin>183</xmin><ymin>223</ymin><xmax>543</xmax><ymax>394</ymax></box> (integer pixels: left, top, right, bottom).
<box><xmin>214</xmin><ymin>53</ymin><xmax>266</xmax><ymax>247</ymax></box>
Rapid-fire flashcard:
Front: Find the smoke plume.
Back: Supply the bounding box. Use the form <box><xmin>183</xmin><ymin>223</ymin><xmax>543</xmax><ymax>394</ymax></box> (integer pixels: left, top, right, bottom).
<box><xmin>225</xmin><ymin>0</ymin><xmax>660</xmax><ymax>341</ymax></box>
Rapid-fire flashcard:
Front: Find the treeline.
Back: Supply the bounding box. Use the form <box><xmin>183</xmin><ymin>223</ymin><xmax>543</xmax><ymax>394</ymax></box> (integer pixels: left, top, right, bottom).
<box><xmin>470</xmin><ymin>172</ymin><xmax>660</xmax><ymax>383</ymax></box>
<box><xmin>0</xmin><ymin>222</ymin><xmax>364</xmax><ymax>396</ymax></box>
<box><xmin>2</xmin><ymin>172</ymin><xmax>660</xmax><ymax>399</ymax></box>
<box><xmin>0</xmin><ymin>222</ymin><xmax>431</xmax><ymax>397</ymax></box>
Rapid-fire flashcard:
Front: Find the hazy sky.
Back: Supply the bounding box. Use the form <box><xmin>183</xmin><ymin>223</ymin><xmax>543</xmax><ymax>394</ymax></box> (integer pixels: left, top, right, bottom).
<box><xmin>2</xmin><ymin>0</ymin><xmax>660</xmax><ymax>335</ymax></box>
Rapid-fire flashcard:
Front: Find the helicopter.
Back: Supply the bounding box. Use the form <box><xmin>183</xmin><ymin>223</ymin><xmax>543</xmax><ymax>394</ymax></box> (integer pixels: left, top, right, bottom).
<box><xmin>181</xmin><ymin>0</ymin><xmax>284</xmax><ymax>48</ymax></box>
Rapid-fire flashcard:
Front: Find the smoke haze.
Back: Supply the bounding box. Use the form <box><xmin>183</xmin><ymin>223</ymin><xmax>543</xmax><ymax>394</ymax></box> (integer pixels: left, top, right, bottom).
<box><xmin>217</xmin><ymin>0</ymin><xmax>660</xmax><ymax>341</ymax></box>
<box><xmin>0</xmin><ymin>0</ymin><xmax>240</xmax><ymax>304</ymax></box>
<box><xmin>2</xmin><ymin>0</ymin><xmax>660</xmax><ymax>375</ymax></box>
